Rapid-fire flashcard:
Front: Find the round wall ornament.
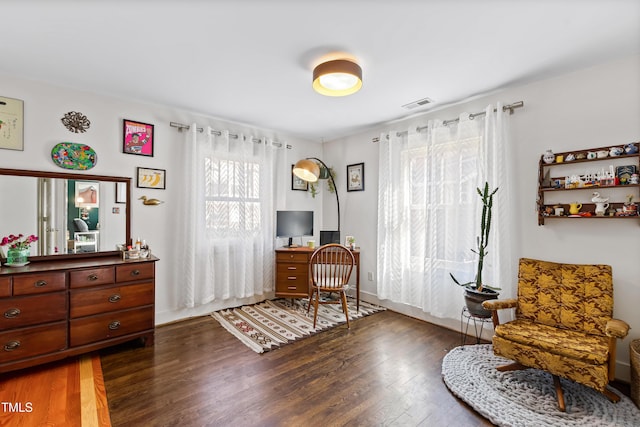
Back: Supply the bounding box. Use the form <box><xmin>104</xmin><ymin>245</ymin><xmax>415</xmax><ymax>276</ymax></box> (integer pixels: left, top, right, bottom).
<box><xmin>61</xmin><ymin>111</ymin><xmax>91</xmax><ymax>133</ymax></box>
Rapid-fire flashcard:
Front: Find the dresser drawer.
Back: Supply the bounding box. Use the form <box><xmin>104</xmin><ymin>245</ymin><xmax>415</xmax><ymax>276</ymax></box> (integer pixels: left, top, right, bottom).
<box><xmin>70</xmin><ymin>306</ymin><xmax>154</xmax><ymax>347</ymax></box>
<box><xmin>13</xmin><ymin>272</ymin><xmax>66</xmax><ymax>295</ymax></box>
<box><xmin>70</xmin><ymin>266</ymin><xmax>115</xmax><ymax>289</ymax></box>
<box><xmin>0</xmin><ymin>277</ymin><xmax>10</xmax><ymax>298</ymax></box>
<box><xmin>70</xmin><ymin>282</ymin><xmax>154</xmax><ymax>318</ymax></box>
<box><xmin>116</xmin><ymin>263</ymin><xmax>154</xmax><ymax>283</ymax></box>
<box><xmin>0</xmin><ymin>293</ymin><xmax>67</xmax><ymax>329</ymax></box>
<box><xmin>276</xmin><ymin>252</ymin><xmax>310</xmax><ymax>263</ymax></box>
<box><xmin>0</xmin><ymin>321</ymin><xmax>67</xmax><ymax>364</ymax></box>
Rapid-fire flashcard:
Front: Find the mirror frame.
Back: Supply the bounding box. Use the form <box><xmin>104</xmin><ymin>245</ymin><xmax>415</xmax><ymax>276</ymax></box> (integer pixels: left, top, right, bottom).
<box><xmin>0</xmin><ymin>168</ymin><xmax>131</xmax><ymax>261</ymax></box>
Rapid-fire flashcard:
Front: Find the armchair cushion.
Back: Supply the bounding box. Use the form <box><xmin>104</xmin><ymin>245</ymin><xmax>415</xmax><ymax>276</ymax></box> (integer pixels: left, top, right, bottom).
<box><xmin>495</xmin><ymin>319</ymin><xmax>609</xmax><ymax>364</ymax></box>
<box><xmin>517</xmin><ymin>259</ymin><xmax>613</xmax><ymax>335</ymax></box>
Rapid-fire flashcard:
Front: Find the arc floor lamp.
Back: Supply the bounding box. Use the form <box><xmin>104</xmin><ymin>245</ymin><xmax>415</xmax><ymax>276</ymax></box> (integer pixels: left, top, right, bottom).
<box><xmin>293</xmin><ymin>158</ymin><xmax>340</xmax><ymax>245</ymax></box>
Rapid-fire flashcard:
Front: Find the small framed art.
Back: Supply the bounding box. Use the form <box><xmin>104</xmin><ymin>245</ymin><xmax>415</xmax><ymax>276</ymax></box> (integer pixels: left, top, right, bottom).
<box><xmin>347</xmin><ymin>162</ymin><xmax>364</xmax><ymax>192</ymax></box>
<box><xmin>123</xmin><ymin>119</ymin><xmax>154</xmax><ymax>156</ymax></box>
<box><xmin>75</xmin><ymin>181</ymin><xmax>100</xmax><ymax>208</ymax></box>
<box><xmin>137</xmin><ymin>167</ymin><xmax>166</xmax><ymax>189</ymax></box>
<box><xmin>292</xmin><ymin>164</ymin><xmax>308</xmax><ymax>191</ymax></box>
<box><xmin>0</xmin><ymin>96</ymin><xmax>24</xmax><ymax>151</ymax></box>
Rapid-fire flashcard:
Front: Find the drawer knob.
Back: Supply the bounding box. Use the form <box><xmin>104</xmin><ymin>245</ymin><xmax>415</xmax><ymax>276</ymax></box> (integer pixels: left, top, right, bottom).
<box><xmin>34</xmin><ymin>280</ymin><xmax>47</xmax><ymax>287</ymax></box>
<box><xmin>88</xmin><ymin>274</ymin><xmax>99</xmax><ymax>281</ymax></box>
<box><xmin>131</xmin><ymin>269</ymin><xmax>140</xmax><ymax>276</ymax></box>
<box><xmin>3</xmin><ymin>341</ymin><xmax>20</xmax><ymax>352</ymax></box>
<box><xmin>287</xmin><ymin>276</ymin><xmax>297</xmax><ymax>280</ymax></box>
<box><xmin>108</xmin><ymin>321</ymin><xmax>121</xmax><ymax>330</ymax></box>
<box><xmin>4</xmin><ymin>308</ymin><xmax>21</xmax><ymax>319</ymax></box>
<box><xmin>287</xmin><ymin>266</ymin><xmax>297</xmax><ymax>270</ymax></box>
<box><xmin>108</xmin><ymin>294</ymin><xmax>121</xmax><ymax>303</ymax></box>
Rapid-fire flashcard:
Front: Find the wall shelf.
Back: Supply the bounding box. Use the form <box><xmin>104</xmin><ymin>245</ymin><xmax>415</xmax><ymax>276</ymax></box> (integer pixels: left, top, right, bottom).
<box><xmin>537</xmin><ymin>143</ymin><xmax>640</xmax><ymax>225</ymax></box>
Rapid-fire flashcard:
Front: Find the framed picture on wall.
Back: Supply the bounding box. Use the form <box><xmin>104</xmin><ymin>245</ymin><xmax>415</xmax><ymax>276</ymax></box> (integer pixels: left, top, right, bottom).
<box><xmin>291</xmin><ymin>164</ymin><xmax>308</xmax><ymax>191</ymax></box>
<box><xmin>0</xmin><ymin>96</ymin><xmax>24</xmax><ymax>151</ymax></box>
<box><xmin>123</xmin><ymin>119</ymin><xmax>154</xmax><ymax>156</ymax></box>
<box><xmin>137</xmin><ymin>167</ymin><xmax>166</xmax><ymax>189</ymax></box>
<box><xmin>347</xmin><ymin>163</ymin><xmax>364</xmax><ymax>192</ymax></box>
<box><xmin>75</xmin><ymin>181</ymin><xmax>100</xmax><ymax>208</ymax></box>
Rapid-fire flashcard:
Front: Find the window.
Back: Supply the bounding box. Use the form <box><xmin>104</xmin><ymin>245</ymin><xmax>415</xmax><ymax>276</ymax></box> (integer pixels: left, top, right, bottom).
<box><xmin>204</xmin><ymin>157</ymin><xmax>261</xmax><ymax>236</ymax></box>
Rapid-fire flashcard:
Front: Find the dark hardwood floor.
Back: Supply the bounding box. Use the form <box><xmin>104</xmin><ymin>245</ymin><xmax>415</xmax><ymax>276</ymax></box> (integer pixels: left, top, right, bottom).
<box><xmin>100</xmin><ymin>309</ymin><xmax>492</xmax><ymax>426</ymax></box>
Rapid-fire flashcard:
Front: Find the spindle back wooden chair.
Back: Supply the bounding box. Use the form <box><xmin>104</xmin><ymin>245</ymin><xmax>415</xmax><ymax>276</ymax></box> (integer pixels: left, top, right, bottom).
<box><xmin>307</xmin><ymin>244</ymin><xmax>355</xmax><ymax>329</ymax></box>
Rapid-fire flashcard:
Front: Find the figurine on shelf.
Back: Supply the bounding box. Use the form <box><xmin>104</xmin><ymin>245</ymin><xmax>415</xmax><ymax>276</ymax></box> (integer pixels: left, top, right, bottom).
<box><xmin>624</xmin><ymin>143</ymin><xmax>638</xmax><ymax>154</ymax></box>
<box><xmin>543</xmin><ymin>149</ymin><xmax>555</xmax><ymax>164</ymax></box>
<box><xmin>622</xmin><ymin>194</ymin><xmax>637</xmax><ymax>216</ymax></box>
<box><xmin>610</xmin><ymin>147</ymin><xmax>624</xmax><ymax>157</ymax></box>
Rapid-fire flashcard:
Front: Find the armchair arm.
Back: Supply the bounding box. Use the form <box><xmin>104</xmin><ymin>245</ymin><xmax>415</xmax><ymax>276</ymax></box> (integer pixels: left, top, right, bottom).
<box><xmin>606</xmin><ymin>318</ymin><xmax>630</xmax><ymax>339</ymax></box>
<box><xmin>482</xmin><ymin>298</ymin><xmax>518</xmax><ymax>328</ymax></box>
<box><xmin>482</xmin><ymin>298</ymin><xmax>518</xmax><ymax>311</ymax></box>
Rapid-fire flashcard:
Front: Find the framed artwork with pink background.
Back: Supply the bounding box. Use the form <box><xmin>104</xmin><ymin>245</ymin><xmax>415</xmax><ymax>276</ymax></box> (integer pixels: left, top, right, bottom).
<box><xmin>123</xmin><ymin>119</ymin><xmax>154</xmax><ymax>157</ymax></box>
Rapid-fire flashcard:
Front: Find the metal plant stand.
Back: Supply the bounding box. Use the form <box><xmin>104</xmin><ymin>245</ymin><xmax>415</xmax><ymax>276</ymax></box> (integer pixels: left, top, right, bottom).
<box><xmin>460</xmin><ymin>306</ymin><xmax>493</xmax><ymax>346</ymax></box>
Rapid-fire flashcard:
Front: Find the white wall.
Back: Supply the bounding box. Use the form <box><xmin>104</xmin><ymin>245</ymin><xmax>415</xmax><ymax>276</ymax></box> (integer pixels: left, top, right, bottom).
<box><xmin>324</xmin><ymin>53</ymin><xmax>640</xmax><ymax>381</ymax></box>
<box><xmin>0</xmin><ymin>73</ymin><xmax>321</xmax><ymax>325</ymax></box>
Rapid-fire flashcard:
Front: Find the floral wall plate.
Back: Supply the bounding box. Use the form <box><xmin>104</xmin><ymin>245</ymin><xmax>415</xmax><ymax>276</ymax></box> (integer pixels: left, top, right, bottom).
<box><xmin>51</xmin><ymin>142</ymin><xmax>97</xmax><ymax>170</ymax></box>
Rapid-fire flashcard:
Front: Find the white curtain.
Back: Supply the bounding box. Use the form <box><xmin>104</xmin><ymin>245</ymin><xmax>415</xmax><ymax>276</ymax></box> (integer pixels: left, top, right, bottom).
<box><xmin>376</xmin><ymin>103</ymin><xmax>516</xmax><ymax>320</ymax></box>
<box><xmin>179</xmin><ymin>125</ymin><xmax>279</xmax><ymax>308</ymax></box>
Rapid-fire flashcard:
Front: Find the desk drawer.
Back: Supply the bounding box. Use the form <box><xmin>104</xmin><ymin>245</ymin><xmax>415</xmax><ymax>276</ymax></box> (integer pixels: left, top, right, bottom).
<box><xmin>277</xmin><ymin>264</ymin><xmax>307</xmax><ymax>275</ymax></box>
<box><xmin>70</xmin><ymin>282</ymin><xmax>154</xmax><ymax>318</ymax></box>
<box><xmin>0</xmin><ymin>293</ymin><xmax>67</xmax><ymax>329</ymax></box>
<box><xmin>276</xmin><ymin>252</ymin><xmax>309</xmax><ymax>263</ymax></box>
<box><xmin>275</xmin><ymin>273</ymin><xmax>308</xmax><ymax>294</ymax></box>
<box><xmin>13</xmin><ymin>273</ymin><xmax>66</xmax><ymax>295</ymax></box>
<box><xmin>70</xmin><ymin>306</ymin><xmax>154</xmax><ymax>347</ymax></box>
<box><xmin>0</xmin><ymin>322</ymin><xmax>66</xmax><ymax>364</ymax></box>
<box><xmin>116</xmin><ymin>263</ymin><xmax>154</xmax><ymax>283</ymax></box>
<box><xmin>70</xmin><ymin>266</ymin><xmax>115</xmax><ymax>289</ymax></box>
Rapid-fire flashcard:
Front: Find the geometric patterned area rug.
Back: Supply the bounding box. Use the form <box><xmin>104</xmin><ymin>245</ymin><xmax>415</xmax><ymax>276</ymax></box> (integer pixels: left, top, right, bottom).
<box><xmin>442</xmin><ymin>344</ymin><xmax>640</xmax><ymax>427</ymax></box>
<box><xmin>212</xmin><ymin>297</ymin><xmax>385</xmax><ymax>353</ymax></box>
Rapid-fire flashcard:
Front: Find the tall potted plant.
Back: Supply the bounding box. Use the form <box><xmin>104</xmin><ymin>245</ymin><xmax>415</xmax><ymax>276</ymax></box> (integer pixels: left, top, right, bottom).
<box><xmin>450</xmin><ymin>182</ymin><xmax>500</xmax><ymax>318</ymax></box>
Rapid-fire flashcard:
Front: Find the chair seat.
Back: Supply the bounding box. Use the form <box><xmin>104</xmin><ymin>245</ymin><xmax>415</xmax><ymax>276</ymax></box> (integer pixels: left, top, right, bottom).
<box><xmin>495</xmin><ymin>319</ymin><xmax>609</xmax><ymax>365</ymax></box>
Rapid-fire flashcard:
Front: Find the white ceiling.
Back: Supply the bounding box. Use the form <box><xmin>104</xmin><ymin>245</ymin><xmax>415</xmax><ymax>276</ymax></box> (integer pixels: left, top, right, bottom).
<box><xmin>1</xmin><ymin>1</ymin><xmax>639</xmax><ymax>142</ymax></box>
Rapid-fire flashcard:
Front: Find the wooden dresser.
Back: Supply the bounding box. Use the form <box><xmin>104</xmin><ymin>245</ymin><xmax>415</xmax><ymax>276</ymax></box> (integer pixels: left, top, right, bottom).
<box><xmin>0</xmin><ymin>255</ymin><xmax>157</xmax><ymax>374</ymax></box>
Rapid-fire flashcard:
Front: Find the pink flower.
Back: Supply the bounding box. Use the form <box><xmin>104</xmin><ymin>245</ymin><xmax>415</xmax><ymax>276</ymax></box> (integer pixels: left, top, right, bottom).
<box><xmin>1</xmin><ymin>233</ymin><xmax>38</xmax><ymax>250</ymax></box>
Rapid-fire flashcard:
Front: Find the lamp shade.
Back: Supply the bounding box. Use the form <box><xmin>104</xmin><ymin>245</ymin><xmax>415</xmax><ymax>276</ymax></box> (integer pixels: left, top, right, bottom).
<box><xmin>293</xmin><ymin>159</ymin><xmax>320</xmax><ymax>182</ymax></box>
<box><xmin>312</xmin><ymin>59</ymin><xmax>362</xmax><ymax>97</ymax></box>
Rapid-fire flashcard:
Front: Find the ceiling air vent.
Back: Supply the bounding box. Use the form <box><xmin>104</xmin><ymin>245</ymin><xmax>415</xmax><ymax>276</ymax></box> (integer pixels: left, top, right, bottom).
<box><xmin>402</xmin><ymin>97</ymin><xmax>434</xmax><ymax>110</ymax></box>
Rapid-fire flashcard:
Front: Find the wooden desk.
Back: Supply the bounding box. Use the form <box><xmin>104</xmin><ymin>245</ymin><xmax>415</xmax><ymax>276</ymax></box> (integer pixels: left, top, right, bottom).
<box><xmin>275</xmin><ymin>247</ymin><xmax>361</xmax><ymax>311</ymax></box>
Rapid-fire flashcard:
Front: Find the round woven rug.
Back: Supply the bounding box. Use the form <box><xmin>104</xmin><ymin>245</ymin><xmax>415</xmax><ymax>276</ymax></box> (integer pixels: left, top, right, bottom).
<box><xmin>442</xmin><ymin>344</ymin><xmax>640</xmax><ymax>427</ymax></box>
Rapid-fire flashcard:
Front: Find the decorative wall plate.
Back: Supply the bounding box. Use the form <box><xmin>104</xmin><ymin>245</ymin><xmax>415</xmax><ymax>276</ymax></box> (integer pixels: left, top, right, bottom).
<box><xmin>61</xmin><ymin>111</ymin><xmax>91</xmax><ymax>133</ymax></box>
<box><xmin>51</xmin><ymin>142</ymin><xmax>97</xmax><ymax>170</ymax></box>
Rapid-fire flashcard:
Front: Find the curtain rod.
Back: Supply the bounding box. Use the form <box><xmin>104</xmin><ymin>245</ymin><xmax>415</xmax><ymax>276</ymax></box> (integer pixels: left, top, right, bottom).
<box><xmin>169</xmin><ymin>122</ymin><xmax>292</xmax><ymax>149</ymax></box>
<box><xmin>371</xmin><ymin>101</ymin><xmax>524</xmax><ymax>143</ymax></box>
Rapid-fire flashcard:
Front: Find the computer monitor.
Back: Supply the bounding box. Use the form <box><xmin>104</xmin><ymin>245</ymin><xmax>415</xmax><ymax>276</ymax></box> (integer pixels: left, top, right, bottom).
<box><xmin>276</xmin><ymin>210</ymin><xmax>314</xmax><ymax>247</ymax></box>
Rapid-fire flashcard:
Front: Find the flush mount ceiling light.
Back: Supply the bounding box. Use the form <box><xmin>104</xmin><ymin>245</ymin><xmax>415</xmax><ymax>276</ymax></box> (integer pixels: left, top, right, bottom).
<box><xmin>312</xmin><ymin>59</ymin><xmax>362</xmax><ymax>97</ymax></box>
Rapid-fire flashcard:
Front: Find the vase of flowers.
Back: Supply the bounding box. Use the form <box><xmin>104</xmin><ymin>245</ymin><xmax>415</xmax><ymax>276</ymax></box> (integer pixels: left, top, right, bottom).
<box><xmin>1</xmin><ymin>234</ymin><xmax>38</xmax><ymax>266</ymax></box>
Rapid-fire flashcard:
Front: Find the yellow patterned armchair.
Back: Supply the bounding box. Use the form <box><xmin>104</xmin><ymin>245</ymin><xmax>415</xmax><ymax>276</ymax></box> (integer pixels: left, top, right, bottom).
<box><xmin>482</xmin><ymin>258</ymin><xmax>630</xmax><ymax>411</ymax></box>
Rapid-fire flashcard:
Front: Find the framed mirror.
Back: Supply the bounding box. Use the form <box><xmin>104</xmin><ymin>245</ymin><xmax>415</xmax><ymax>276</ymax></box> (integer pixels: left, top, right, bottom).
<box><xmin>0</xmin><ymin>168</ymin><xmax>131</xmax><ymax>261</ymax></box>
